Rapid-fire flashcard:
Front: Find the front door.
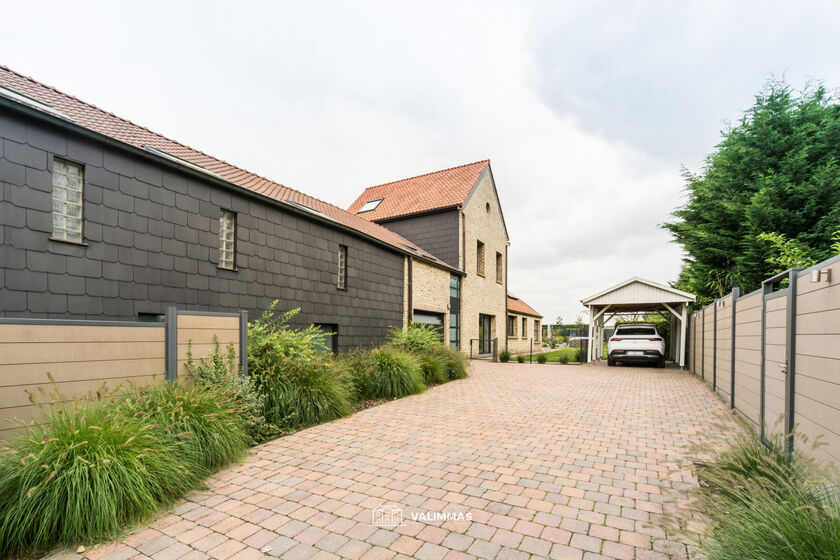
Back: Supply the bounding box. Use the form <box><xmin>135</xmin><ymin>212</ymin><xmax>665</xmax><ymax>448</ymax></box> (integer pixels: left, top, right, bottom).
<box><xmin>478</xmin><ymin>314</ymin><xmax>492</xmax><ymax>355</ymax></box>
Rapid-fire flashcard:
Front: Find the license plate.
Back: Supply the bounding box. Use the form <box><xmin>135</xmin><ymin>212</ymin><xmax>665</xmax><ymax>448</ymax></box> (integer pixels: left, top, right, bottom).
<box><xmin>628</xmin><ymin>351</ymin><xmax>643</xmax><ymax>356</ymax></box>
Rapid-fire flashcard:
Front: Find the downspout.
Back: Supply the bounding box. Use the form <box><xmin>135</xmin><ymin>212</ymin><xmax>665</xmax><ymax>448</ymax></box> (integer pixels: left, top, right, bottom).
<box><xmin>407</xmin><ymin>257</ymin><xmax>413</xmax><ymax>325</ymax></box>
<box><xmin>505</xmin><ymin>241</ymin><xmax>510</xmax><ymax>352</ymax></box>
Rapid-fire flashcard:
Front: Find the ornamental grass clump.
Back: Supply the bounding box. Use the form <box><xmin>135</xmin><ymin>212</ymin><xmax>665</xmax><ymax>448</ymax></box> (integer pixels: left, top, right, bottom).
<box><xmin>692</xmin><ymin>433</ymin><xmax>840</xmax><ymax>560</ymax></box>
<box><xmin>347</xmin><ymin>347</ymin><xmax>426</xmax><ymax>400</ymax></box>
<box><xmin>415</xmin><ymin>349</ymin><xmax>449</xmax><ymax>386</ymax></box>
<box><xmin>386</xmin><ymin>323</ymin><xmax>441</xmax><ymax>353</ymax></box>
<box><xmin>0</xmin><ymin>400</ymin><xmax>198</xmax><ymax>557</ymax></box>
<box><xmin>119</xmin><ymin>382</ymin><xmax>249</xmax><ymax>471</ymax></box>
<box><xmin>427</xmin><ymin>344</ymin><xmax>468</xmax><ymax>380</ymax></box>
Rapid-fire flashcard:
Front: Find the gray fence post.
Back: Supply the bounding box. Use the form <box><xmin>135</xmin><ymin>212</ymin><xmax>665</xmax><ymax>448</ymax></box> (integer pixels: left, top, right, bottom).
<box><xmin>712</xmin><ymin>299</ymin><xmax>718</xmax><ymax>392</ymax></box>
<box><xmin>239</xmin><ymin>310</ymin><xmax>249</xmax><ymax>377</ymax></box>
<box><xmin>701</xmin><ymin>308</ymin><xmax>705</xmax><ymax>381</ymax></box>
<box><xmin>164</xmin><ymin>306</ymin><xmax>178</xmax><ymax>383</ymax></box>
<box><xmin>784</xmin><ymin>270</ymin><xmax>801</xmax><ymax>454</ymax></box>
<box><xmin>730</xmin><ymin>288</ymin><xmax>739</xmax><ymax>410</ymax></box>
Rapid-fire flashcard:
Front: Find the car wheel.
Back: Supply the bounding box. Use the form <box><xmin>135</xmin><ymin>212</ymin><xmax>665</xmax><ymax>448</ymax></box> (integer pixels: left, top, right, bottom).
<box><xmin>608</xmin><ymin>358</ymin><xmax>615</xmax><ymax>366</ymax></box>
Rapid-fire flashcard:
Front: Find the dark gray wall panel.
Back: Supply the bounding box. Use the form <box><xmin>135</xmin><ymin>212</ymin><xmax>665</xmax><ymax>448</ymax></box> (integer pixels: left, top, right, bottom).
<box><xmin>379</xmin><ymin>210</ymin><xmax>460</xmax><ymax>268</ymax></box>
<box><xmin>0</xmin><ymin>109</ymin><xmax>403</xmax><ymax>351</ymax></box>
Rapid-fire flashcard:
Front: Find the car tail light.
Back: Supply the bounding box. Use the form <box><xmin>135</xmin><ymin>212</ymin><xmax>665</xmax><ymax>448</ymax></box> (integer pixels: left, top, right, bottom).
<box><xmin>611</xmin><ymin>337</ymin><xmax>624</xmax><ymax>341</ymax></box>
<box><xmin>647</xmin><ymin>337</ymin><xmax>662</xmax><ymax>341</ymax></box>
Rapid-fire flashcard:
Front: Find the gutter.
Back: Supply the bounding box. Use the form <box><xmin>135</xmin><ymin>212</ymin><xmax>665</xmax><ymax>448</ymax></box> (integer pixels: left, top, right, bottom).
<box><xmin>0</xmin><ymin>97</ymin><xmax>464</xmax><ymax>276</ymax></box>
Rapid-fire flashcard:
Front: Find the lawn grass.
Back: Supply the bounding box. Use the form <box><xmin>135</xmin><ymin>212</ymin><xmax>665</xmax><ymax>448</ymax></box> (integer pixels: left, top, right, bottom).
<box><xmin>538</xmin><ymin>347</ymin><xmax>581</xmax><ymax>362</ymax></box>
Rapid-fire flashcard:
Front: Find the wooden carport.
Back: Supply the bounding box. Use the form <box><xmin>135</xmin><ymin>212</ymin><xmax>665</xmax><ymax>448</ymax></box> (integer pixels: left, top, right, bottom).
<box><xmin>581</xmin><ymin>277</ymin><xmax>696</xmax><ymax>367</ymax></box>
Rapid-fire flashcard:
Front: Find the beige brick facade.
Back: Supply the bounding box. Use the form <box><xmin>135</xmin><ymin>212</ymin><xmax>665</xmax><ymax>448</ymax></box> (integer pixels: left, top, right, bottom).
<box><xmin>460</xmin><ymin>170</ymin><xmax>508</xmax><ymax>355</ymax></box>
<box><xmin>408</xmin><ymin>258</ymin><xmax>451</xmax><ymax>339</ymax></box>
<box><xmin>506</xmin><ymin>312</ymin><xmax>542</xmax><ymax>355</ymax></box>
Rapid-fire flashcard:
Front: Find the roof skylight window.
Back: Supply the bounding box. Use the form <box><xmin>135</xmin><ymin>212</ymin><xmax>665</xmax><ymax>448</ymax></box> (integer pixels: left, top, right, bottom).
<box><xmin>357</xmin><ymin>198</ymin><xmax>383</xmax><ymax>213</ymax></box>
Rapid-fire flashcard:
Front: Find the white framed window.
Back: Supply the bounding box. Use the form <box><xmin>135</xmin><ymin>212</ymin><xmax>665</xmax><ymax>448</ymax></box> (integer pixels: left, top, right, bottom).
<box><xmin>218</xmin><ymin>209</ymin><xmax>236</xmax><ymax>269</ymax></box>
<box><xmin>337</xmin><ymin>245</ymin><xmax>348</xmax><ymax>289</ymax></box>
<box><xmin>51</xmin><ymin>158</ymin><xmax>84</xmax><ymax>243</ymax></box>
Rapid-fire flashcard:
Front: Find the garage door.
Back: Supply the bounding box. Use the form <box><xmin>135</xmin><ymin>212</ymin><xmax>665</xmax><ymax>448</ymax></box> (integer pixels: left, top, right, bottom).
<box><xmin>412</xmin><ymin>311</ymin><xmax>444</xmax><ymax>342</ymax></box>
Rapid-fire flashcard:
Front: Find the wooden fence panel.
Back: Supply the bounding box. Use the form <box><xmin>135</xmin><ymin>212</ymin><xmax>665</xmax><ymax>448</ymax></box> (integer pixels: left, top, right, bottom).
<box><xmin>763</xmin><ymin>294</ymin><xmax>788</xmax><ymax>439</ymax></box>
<box><xmin>703</xmin><ymin>308</ymin><xmax>714</xmax><ymax>380</ymax></box>
<box><xmin>716</xmin><ymin>295</ymin><xmax>733</xmax><ymax>400</ymax></box>
<box><xmin>0</xmin><ymin>323</ymin><xmax>166</xmax><ymax>440</ymax></box>
<box><xmin>176</xmin><ymin>313</ymin><xmax>240</xmax><ymax>381</ymax></box>
<box><xmin>794</xmin><ymin>260</ymin><xmax>840</xmax><ymax>469</ymax></box>
<box><xmin>733</xmin><ymin>291</ymin><xmax>762</xmax><ymax>428</ymax></box>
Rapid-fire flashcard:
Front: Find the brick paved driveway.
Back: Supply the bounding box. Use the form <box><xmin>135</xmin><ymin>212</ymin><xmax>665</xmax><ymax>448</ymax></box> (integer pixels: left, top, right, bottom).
<box><xmin>59</xmin><ymin>361</ymin><xmax>740</xmax><ymax>560</ymax></box>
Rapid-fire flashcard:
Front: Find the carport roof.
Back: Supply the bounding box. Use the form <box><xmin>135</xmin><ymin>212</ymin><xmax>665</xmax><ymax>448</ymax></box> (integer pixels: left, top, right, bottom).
<box><xmin>581</xmin><ymin>277</ymin><xmax>695</xmax><ymax>309</ymax></box>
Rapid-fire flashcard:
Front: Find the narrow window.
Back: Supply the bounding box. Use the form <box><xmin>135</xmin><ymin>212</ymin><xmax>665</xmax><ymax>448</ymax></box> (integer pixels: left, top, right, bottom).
<box><xmin>507</xmin><ymin>315</ymin><xmax>516</xmax><ymax>337</ymax></box>
<box><xmin>496</xmin><ymin>252</ymin><xmax>503</xmax><ymax>284</ymax></box>
<box><xmin>534</xmin><ymin>320</ymin><xmax>540</xmax><ymax>342</ymax></box>
<box><xmin>51</xmin><ymin>158</ymin><xmax>84</xmax><ymax>243</ymax></box>
<box><xmin>337</xmin><ymin>245</ymin><xmax>348</xmax><ymax>289</ymax></box>
<box><xmin>522</xmin><ymin>317</ymin><xmax>527</xmax><ymax>339</ymax></box>
<box><xmin>449</xmin><ymin>275</ymin><xmax>461</xmax><ymax>350</ymax></box>
<box><xmin>218</xmin><ymin>209</ymin><xmax>236</xmax><ymax>269</ymax></box>
<box><xmin>476</xmin><ymin>240</ymin><xmax>485</xmax><ymax>276</ymax></box>
<box><xmin>314</xmin><ymin>324</ymin><xmax>338</xmax><ymax>353</ymax></box>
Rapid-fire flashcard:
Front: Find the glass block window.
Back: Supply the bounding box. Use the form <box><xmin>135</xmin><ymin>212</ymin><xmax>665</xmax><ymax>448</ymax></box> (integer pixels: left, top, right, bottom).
<box><xmin>476</xmin><ymin>240</ymin><xmax>485</xmax><ymax>276</ymax></box>
<box><xmin>218</xmin><ymin>209</ymin><xmax>236</xmax><ymax>269</ymax></box>
<box><xmin>337</xmin><ymin>245</ymin><xmax>348</xmax><ymax>289</ymax></box>
<box><xmin>52</xmin><ymin>158</ymin><xmax>84</xmax><ymax>243</ymax></box>
<box><xmin>496</xmin><ymin>252</ymin><xmax>503</xmax><ymax>284</ymax></box>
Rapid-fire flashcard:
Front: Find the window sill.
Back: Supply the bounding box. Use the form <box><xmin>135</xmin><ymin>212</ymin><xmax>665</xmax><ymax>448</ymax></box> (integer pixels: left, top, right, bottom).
<box><xmin>337</xmin><ymin>286</ymin><xmax>347</xmax><ymax>291</ymax></box>
<box><xmin>218</xmin><ymin>266</ymin><xmax>238</xmax><ymax>272</ymax></box>
<box><xmin>49</xmin><ymin>237</ymin><xmax>88</xmax><ymax>247</ymax></box>
<box><xmin>477</xmin><ymin>273</ymin><xmax>485</xmax><ymax>278</ymax></box>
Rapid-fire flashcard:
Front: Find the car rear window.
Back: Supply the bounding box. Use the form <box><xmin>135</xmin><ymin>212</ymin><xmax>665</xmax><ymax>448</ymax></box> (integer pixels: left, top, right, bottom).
<box><xmin>615</xmin><ymin>327</ymin><xmax>656</xmax><ymax>336</ymax></box>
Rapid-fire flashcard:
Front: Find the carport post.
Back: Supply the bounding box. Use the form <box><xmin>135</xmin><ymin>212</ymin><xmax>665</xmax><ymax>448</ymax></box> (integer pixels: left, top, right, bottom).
<box><xmin>679</xmin><ymin>303</ymin><xmax>687</xmax><ymax>368</ymax></box>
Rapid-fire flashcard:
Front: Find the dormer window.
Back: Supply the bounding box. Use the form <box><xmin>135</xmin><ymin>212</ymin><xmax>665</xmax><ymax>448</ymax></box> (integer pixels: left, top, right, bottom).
<box><xmin>357</xmin><ymin>198</ymin><xmax>383</xmax><ymax>213</ymax></box>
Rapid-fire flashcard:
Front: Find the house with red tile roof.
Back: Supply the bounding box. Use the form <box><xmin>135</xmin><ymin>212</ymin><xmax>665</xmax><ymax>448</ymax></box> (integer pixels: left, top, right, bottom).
<box><xmin>0</xmin><ymin>65</ymin><xmax>461</xmax><ymax>351</ymax></box>
<box><xmin>506</xmin><ymin>294</ymin><xmax>543</xmax><ymax>355</ymax></box>
<box><xmin>350</xmin><ymin>160</ymin><xmax>538</xmax><ymax>357</ymax></box>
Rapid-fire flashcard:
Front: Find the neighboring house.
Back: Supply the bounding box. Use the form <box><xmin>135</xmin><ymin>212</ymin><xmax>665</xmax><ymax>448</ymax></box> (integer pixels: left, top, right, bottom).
<box><xmin>0</xmin><ymin>65</ymin><xmax>461</xmax><ymax>352</ymax></box>
<box><xmin>506</xmin><ymin>294</ymin><xmax>543</xmax><ymax>355</ymax></box>
<box><xmin>349</xmin><ymin>160</ymin><xmax>509</xmax><ymax>355</ymax></box>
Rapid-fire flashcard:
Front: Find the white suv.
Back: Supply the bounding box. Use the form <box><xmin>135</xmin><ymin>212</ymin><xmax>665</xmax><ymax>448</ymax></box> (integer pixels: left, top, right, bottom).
<box><xmin>607</xmin><ymin>324</ymin><xmax>665</xmax><ymax>367</ymax></box>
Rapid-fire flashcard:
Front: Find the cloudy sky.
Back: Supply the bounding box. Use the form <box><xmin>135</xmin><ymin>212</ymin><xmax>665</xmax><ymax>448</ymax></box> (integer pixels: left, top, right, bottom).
<box><xmin>2</xmin><ymin>1</ymin><xmax>839</xmax><ymax>323</ymax></box>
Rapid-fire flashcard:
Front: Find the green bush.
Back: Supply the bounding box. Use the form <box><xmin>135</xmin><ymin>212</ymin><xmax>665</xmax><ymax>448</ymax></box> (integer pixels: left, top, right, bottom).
<box><xmin>559</xmin><ymin>354</ymin><xmax>570</xmax><ymax>365</ymax></box>
<box><xmin>387</xmin><ymin>323</ymin><xmax>441</xmax><ymax>353</ymax></box>
<box><xmin>247</xmin><ymin>303</ymin><xmax>352</xmax><ymax>429</ymax></box>
<box><xmin>186</xmin><ymin>339</ymin><xmax>278</xmax><ymax>444</ymax></box>
<box><xmin>537</xmin><ymin>354</ymin><xmax>547</xmax><ymax>364</ymax></box>
<box><xmin>415</xmin><ymin>349</ymin><xmax>449</xmax><ymax>386</ymax></box>
<box><xmin>258</xmin><ymin>355</ymin><xmax>352</xmax><ymax>429</ymax></box>
<box><xmin>347</xmin><ymin>347</ymin><xmax>426</xmax><ymax>400</ymax></box>
<box><xmin>0</xmin><ymin>400</ymin><xmax>199</xmax><ymax>557</ymax></box>
<box><xmin>119</xmin><ymin>382</ymin><xmax>249</xmax><ymax>471</ymax></box>
<box><xmin>430</xmin><ymin>345</ymin><xmax>468</xmax><ymax>380</ymax></box>
<box><xmin>499</xmin><ymin>349</ymin><xmax>511</xmax><ymax>362</ymax></box>
<box><xmin>516</xmin><ymin>355</ymin><xmax>526</xmax><ymax>363</ymax></box>
<box><xmin>692</xmin><ymin>433</ymin><xmax>840</xmax><ymax>560</ymax></box>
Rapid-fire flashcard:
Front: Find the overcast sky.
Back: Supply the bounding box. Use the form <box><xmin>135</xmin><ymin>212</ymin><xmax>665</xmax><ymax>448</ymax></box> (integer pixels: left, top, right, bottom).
<box><xmin>2</xmin><ymin>1</ymin><xmax>839</xmax><ymax>324</ymax></box>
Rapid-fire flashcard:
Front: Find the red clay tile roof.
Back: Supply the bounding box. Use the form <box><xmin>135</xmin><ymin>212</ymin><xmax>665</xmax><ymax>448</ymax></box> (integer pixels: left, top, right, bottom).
<box><xmin>0</xmin><ymin>65</ymin><xmax>457</xmax><ymax>270</ymax></box>
<box><xmin>348</xmin><ymin>160</ymin><xmax>489</xmax><ymax>221</ymax></box>
<box><xmin>507</xmin><ymin>295</ymin><xmax>542</xmax><ymax>318</ymax></box>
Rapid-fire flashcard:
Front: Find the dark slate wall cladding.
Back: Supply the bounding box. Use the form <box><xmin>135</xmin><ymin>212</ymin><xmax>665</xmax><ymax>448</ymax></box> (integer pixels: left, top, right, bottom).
<box><xmin>0</xmin><ymin>109</ymin><xmax>404</xmax><ymax>351</ymax></box>
<box><xmin>380</xmin><ymin>210</ymin><xmax>460</xmax><ymax>268</ymax></box>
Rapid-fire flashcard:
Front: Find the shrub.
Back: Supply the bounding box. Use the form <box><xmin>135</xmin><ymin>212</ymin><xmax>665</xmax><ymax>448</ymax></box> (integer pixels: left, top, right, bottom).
<box><xmin>0</xmin><ymin>400</ymin><xmax>199</xmax><ymax>557</ymax></box>
<box><xmin>257</xmin><ymin>355</ymin><xmax>353</xmax><ymax>429</ymax></box>
<box><xmin>387</xmin><ymin>323</ymin><xmax>441</xmax><ymax>353</ymax></box>
<box><xmin>186</xmin><ymin>339</ymin><xmax>278</xmax><ymax>444</ymax></box>
<box><xmin>347</xmin><ymin>347</ymin><xmax>426</xmax><ymax>400</ymax></box>
<box><xmin>119</xmin><ymin>382</ymin><xmax>249</xmax><ymax>471</ymax></box>
<box><xmin>247</xmin><ymin>303</ymin><xmax>353</xmax><ymax>429</ymax></box>
<box><xmin>430</xmin><ymin>345</ymin><xmax>469</xmax><ymax>380</ymax></box>
<box><xmin>499</xmin><ymin>349</ymin><xmax>511</xmax><ymax>363</ymax></box>
<box><xmin>516</xmin><ymin>355</ymin><xmax>526</xmax><ymax>363</ymax></box>
<box><xmin>559</xmin><ymin>354</ymin><xmax>570</xmax><ymax>365</ymax></box>
<box><xmin>537</xmin><ymin>354</ymin><xmax>547</xmax><ymax>364</ymax></box>
<box><xmin>415</xmin><ymin>349</ymin><xmax>449</xmax><ymax>386</ymax></box>
<box><xmin>692</xmin><ymin>433</ymin><xmax>840</xmax><ymax>560</ymax></box>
